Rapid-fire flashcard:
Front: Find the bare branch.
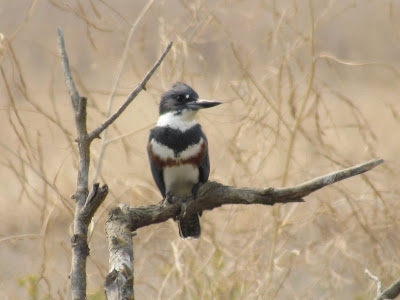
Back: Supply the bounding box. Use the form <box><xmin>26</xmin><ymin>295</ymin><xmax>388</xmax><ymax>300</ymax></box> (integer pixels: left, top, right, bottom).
<box><xmin>88</xmin><ymin>41</ymin><xmax>173</xmax><ymax>141</ymax></box>
<box><xmin>104</xmin><ymin>159</ymin><xmax>383</xmax><ymax>296</ymax></box>
<box><xmin>105</xmin><ymin>204</ymin><xmax>135</xmax><ymax>300</ymax></box>
<box><xmin>80</xmin><ymin>183</ymin><xmax>109</xmax><ymax>222</ymax></box>
<box><xmin>57</xmin><ymin>24</ymin><xmax>172</xmax><ymax>298</ymax></box>
<box><xmin>58</xmin><ymin>27</ymin><xmax>106</xmax><ymax>300</ymax></box>
<box><xmin>57</xmin><ymin>27</ymin><xmax>80</xmax><ymax>111</ymax></box>
<box><xmin>91</xmin><ymin>0</ymin><xmax>155</xmax><ymax>185</ymax></box>
<box><xmin>366</xmin><ymin>268</ymin><xmax>383</xmax><ymax>296</ymax></box>
<box><xmin>126</xmin><ymin>158</ymin><xmax>384</xmax><ymax>231</ymax></box>
<box><xmin>58</xmin><ymin>28</ymin><xmax>89</xmax><ymax>200</ymax></box>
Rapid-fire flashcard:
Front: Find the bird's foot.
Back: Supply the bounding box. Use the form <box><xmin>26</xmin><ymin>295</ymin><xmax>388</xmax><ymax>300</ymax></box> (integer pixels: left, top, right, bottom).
<box><xmin>165</xmin><ymin>191</ymin><xmax>174</xmax><ymax>204</ymax></box>
<box><xmin>191</xmin><ymin>183</ymin><xmax>201</xmax><ymax>199</ymax></box>
<box><xmin>190</xmin><ymin>184</ymin><xmax>203</xmax><ymax>217</ymax></box>
<box><xmin>180</xmin><ymin>201</ymin><xmax>188</xmax><ymax>218</ymax></box>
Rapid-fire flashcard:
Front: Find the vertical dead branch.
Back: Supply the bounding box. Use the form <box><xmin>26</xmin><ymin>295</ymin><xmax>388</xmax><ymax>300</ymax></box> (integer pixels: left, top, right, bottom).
<box><xmin>58</xmin><ymin>28</ymin><xmax>109</xmax><ymax>300</ymax></box>
<box><xmin>57</xmin><ymin>26</ymin><xmax>171</xmax><ymax>299</ymax></box>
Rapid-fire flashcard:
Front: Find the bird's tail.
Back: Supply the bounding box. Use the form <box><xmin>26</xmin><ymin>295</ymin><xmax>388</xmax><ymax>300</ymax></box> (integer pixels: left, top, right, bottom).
<box><xmin>178</xmin><ymin>213</ymin><xmax>201</xmax><ymax>239</ymax></box>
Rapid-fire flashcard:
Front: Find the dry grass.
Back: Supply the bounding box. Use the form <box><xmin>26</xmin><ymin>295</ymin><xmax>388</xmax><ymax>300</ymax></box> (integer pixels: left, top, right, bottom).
<box><xmin>1</xmin><ymin>0</ymin><xmax>400</xmax><ymax>299</ymax></box>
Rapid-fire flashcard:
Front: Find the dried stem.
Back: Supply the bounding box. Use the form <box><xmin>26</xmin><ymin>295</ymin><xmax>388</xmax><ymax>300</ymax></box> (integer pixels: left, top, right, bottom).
<box><xmin>366</xmin><ymin>267</ymin><xmax>400</xmax><ymax>300</ymax></box>
<box><xmin>375</xmin><ymin>277</ymin><xmax>400</xmax><ymax>300</ymax></box>
<box><xmin>88</xmin><ymin>41</ymin><xmax>173</xmax><ymax>141</ymax></box>
<box><xmin>92</xmin><ymin>0</ymin><xmax>155</xmax><ymax>185</ymax></box>
<box><xmin>268</xmin><ymin>0</ymin><xmax>316</xmax><ymax>286</ymax></box>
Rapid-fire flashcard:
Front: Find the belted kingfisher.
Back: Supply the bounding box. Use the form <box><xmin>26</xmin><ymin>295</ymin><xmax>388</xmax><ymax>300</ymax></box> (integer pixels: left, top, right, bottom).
<box><xmin>147</xmin><ymin>82</ymin><xmax>221</xmax><ymax>238</ymax></box>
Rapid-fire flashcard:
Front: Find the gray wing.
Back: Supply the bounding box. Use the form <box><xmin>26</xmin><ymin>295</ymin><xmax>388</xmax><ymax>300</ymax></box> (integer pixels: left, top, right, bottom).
<box><xmin>147</xmin><ymin>131</ymin><xmax>166</xmax><ymax>198</ymax></box>
<box><xmin>198</xmin><ymin>130</ymin><xmax>210</xmax><ymax>184</ymax></box>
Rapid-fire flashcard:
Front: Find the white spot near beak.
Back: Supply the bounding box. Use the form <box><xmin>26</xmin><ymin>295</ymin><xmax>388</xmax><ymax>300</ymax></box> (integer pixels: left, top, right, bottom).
<box><xmin>186</xmin><ymin>94</ymin><xmax>189</xmax><ymax>99</ymax></box>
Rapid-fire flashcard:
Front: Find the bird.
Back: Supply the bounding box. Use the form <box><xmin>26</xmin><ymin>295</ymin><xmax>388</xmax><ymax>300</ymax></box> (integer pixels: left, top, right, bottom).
<box><xmin>147</xmin><ymin>82</ymin><xmax>221</xmax><ymax>239</ymax></box>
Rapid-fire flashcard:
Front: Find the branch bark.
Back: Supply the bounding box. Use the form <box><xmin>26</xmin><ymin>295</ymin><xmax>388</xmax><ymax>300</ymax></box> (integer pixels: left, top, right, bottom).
<box><xmin>58</xmin><ymin>27</ymin><xmax>96</xmax><ymax>300</ymax></box>
<box><xmin>105</xmin><ymin>158</ymin><xmax>384</xmax><ymax>297</ymax></box>
<box><xmin>105</xmin><ymin>204</ymin><xmax>135</xmax><ymax>300</ymax></box>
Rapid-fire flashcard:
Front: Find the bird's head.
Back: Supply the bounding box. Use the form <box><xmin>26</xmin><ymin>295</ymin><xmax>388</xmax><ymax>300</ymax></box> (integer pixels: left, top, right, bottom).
<box><xmin>159</xmin><ymin>82</ymin><xmax>221</xmax><ymax>116</ymax></box>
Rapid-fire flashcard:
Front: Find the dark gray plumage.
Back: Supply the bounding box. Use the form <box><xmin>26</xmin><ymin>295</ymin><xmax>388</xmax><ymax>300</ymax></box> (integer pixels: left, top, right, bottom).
<box><xmin>147</xmin><ymin>82</ymin><xmax>220</xmax><ymax>238</ymax></box>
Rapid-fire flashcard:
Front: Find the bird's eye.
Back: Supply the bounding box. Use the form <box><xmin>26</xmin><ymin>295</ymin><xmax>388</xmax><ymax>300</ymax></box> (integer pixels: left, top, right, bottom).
<box><xmin>176</xmin><ymin>95</ymin><xmax>184</xmax><ymax>102</ymax></box>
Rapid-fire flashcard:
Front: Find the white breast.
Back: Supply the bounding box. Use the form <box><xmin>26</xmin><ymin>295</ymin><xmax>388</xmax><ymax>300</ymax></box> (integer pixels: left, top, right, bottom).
<box><xmin>163</xmin><ymin>164</ymin><xmax>199</xmax><ymax>196</ymax></box>
<box><xmin>150</xmin><ymin>140</ymin><xmax>175</xmax><ymax>160</ymax></box>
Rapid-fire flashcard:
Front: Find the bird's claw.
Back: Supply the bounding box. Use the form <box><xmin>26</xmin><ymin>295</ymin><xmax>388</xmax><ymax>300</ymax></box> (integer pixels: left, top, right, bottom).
<box><xmin>165</xmin><ymin>191</ymin><xmax>174</xmax><ymax>204</ymax></box>
<box><xmin>180</xmin><ymin>202</ymin><xmax>188</xmax><ymax>218</ymax></box>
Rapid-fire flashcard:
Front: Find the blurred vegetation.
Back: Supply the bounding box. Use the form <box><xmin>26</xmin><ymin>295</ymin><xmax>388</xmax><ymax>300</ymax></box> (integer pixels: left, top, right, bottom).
<box><xmin>1</xmin><ymin>0</ymin><xmax>400</xmax><ymax>299</ymax></box>
<box><xmin>18</xmin><ymin>275</ymin><xmax>43</xmax><ymax>300</ymax></box>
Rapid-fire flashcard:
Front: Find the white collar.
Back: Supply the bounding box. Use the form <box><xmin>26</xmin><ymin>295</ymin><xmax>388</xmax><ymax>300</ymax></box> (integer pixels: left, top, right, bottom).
<box><xmin>157</xmin><ymin>110</ymin><xmax>198</xmax><ymax>131</ymax></box>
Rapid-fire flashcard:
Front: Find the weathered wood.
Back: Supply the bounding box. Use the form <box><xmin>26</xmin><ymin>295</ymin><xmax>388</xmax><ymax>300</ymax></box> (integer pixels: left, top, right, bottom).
<box><xmin>125</xmin><ymin>159</ymin><xmax>384</xmax><ymax>231</ymax></box>
<box><xmin>104</xmin><ymin>158</ymin><xmax>384</xmax><ymax>298</ymax></box>
<box><xmin>105</xmin><ymin>204</ymin><xmax>135</xmax><ymax>300</ymax></box>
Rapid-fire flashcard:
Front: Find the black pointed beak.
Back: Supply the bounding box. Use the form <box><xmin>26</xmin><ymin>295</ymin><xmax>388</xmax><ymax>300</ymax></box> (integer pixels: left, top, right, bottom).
<box><xmin>187</xmin><ymin>99</ymin><xmax>222</xmax><ymax>110</ymax></box>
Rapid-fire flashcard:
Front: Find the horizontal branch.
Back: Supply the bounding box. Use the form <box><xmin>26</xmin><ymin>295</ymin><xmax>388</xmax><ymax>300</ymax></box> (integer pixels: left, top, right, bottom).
<box><xmin>88</xmin><ymin>42</ymin><xmax>173</xmax><ymax>141</ymax></box>
<box><xmin>105</xmin><ymin>158</ymin><xmax>383</xmax><ymax>298</ymax></box>
<box><xmin>125</xmin><ymin>158</ymin><xmax>384</xmax><ymax>231</ymax></box>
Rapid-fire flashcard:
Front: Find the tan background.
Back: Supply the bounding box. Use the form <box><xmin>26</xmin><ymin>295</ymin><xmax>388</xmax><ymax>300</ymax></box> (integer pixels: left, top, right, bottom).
<box><xmin>1</xmin><ymin>0</ymin><xmax>399</xmax><ymax>299</ymax></box>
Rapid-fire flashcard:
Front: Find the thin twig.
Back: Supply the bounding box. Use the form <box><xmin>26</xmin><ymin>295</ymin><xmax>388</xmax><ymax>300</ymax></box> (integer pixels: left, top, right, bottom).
<box><xmin>88</xmin><ymin>41</ymin><xmax>172</xmax><ymax>141</ymax></box>
<box><xmin>0</xmin><ymin>141</ymin><xmax>73</xmax><ymax>213</ymax></box>
<box><xmin>57</xmin><ymin>27</ymin><xmax>80</xmax><ymax>109</ymax></box>
<box><xmin>104</xmin><ymin>123</ymin><xmax>154</xmax><ymax>145</ymax></box>
<box><xmin>92</xmin><ymin>0</ymin><xmax>155</xmax><ymax>184</ymax></box>
<box><xmin>375</xmin><ymin>276</ymin><xmax>400</xmax><ymax>300</ymax></box>
<box><xmin>365</xmin><ymin>268</ymin><xmax>383</xmax><ymax>296</ymax></box>
<box><xmin>367</xmin><ymin>268</ymin><xmax>400</xmax><ymax>300</ymax></box>
<box><xmin>268</xmin><ymin>0</ymin><xmax>316</xmax><ymax>286</ymax></box>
